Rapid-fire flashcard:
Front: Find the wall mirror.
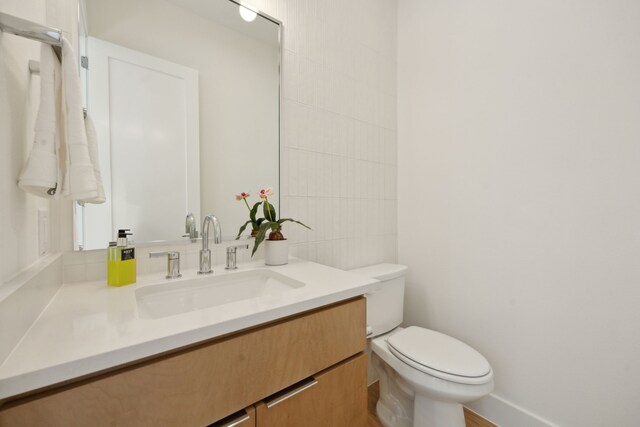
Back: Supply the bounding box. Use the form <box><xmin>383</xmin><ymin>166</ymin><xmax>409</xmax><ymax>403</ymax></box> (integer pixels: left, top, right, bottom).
<box><xmin>75</xmin><ymin>0</ymin><xmax>280</xmax><ymax>250</ymax></box>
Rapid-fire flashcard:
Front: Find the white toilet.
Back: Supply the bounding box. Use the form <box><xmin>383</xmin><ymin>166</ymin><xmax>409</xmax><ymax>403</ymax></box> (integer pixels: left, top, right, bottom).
<box><xmin>350</xmin><ymin>264</ymin><xmax>494</xmax><ymax>427</ymax></box>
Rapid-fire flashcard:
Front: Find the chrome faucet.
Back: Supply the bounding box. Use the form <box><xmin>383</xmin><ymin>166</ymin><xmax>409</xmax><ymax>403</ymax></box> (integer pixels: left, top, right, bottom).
<box><xmin>199</xmin><ymin>214</ymin><xmax>222</xmax><ymax>274</ymax></box>
<box><xmin>149</xmin><ymin>251</ymin><xmax>182</xmax><ymax>279</ymax></box>
<box><xmin>183</xmin><ymin>212</ymin><xmax>198</xmax><ymax>241</ymax></box>
<box><xmin>225</xmin><ymin>244</ymin><xmax>249</xmax><ymax>270</ymax></box>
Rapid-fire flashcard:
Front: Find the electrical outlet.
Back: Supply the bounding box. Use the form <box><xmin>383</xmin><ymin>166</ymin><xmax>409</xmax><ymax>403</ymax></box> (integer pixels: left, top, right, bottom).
<box><xmin>38</xmin><ymin>209</ymin><xmax>49</xmax><ymax>255</ymax></box>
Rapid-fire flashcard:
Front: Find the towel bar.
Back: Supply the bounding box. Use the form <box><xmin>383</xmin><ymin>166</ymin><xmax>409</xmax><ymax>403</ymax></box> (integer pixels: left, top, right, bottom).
<box><xmin>0</xmin><ymin>12</ymin><xmax>62</xmax><ymax>59</ymax></box>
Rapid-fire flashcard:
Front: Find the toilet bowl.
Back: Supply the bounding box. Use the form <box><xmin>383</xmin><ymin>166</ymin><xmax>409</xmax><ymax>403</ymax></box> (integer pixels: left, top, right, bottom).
<box><xmin>350</xmin><ymin>264</ymin><xmax>494</xmax><ymax>427</ymax></box>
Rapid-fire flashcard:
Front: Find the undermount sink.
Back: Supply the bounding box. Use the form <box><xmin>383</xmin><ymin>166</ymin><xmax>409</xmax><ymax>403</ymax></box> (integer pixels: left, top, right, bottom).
<box><xmin>135</xmin><ymin>269</ymin><xmax>305</xmax><ymax>319</ymax></box>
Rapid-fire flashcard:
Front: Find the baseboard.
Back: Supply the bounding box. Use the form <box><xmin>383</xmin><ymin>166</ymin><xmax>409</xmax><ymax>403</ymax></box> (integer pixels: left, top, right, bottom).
<box><xmin>466</xmin><ymin>393</ymin><xmax>559</xmax><ymax>427</ymax></box>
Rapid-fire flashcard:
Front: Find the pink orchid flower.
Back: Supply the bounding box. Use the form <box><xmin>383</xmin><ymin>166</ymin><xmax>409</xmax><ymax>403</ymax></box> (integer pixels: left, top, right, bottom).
<box><xmin>260</xmin><ymin>187</ymin><xmax>275</xmax><ymax>221</ymax></box>
<box><xmin>235</xmin><ymin>192</ymin><xmax>250</xmax><ymax>201</ymax></box>
<box><xmin>259</xmin><ymin>188</ymin><xmax>273</xmax><ymax>199</ymax></box>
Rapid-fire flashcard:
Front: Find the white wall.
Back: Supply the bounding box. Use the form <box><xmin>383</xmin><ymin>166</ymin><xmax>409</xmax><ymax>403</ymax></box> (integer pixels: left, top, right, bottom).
<box><xmin>398</xmin><ymin>1</ymin><xmax>640</xmax><ymax>426</ymax></box>
<box><xmin>267</xmin><ymin>0</ymin><xmax>398</xmax><ymax>268</ymax></box>
<box><xmin>0</xmin><ymin>0</ymin><xmax>76</xmax><ymax>283</ymax></box>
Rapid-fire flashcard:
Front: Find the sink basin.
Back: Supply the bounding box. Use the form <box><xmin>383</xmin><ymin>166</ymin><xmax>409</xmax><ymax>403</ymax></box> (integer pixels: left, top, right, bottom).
<box><xmin>135</xmin><ymin>269</ymin><xmax>305</xmax><ymax>319</ymax></box>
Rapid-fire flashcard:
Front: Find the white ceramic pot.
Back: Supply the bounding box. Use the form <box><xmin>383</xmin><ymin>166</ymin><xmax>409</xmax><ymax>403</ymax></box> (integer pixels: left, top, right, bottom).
<box><xmin>264</xmin><ymin>239</ymin><xmax>288</xmax><ymax>266</ymax></box>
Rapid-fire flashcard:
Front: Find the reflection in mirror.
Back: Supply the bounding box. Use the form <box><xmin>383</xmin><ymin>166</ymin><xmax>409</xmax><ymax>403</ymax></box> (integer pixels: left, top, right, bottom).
<box><xmin>76</xmin><ymin>0</ymin><xmax>280</xmax><ymax>250</ymax></box>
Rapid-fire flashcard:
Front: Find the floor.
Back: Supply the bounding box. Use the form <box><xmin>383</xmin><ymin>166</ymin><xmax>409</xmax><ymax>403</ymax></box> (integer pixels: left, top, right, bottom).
<box><xmin>367</xmin><ymin>382</ymin><xmax>496</xmax><ymax>427</ymax></box>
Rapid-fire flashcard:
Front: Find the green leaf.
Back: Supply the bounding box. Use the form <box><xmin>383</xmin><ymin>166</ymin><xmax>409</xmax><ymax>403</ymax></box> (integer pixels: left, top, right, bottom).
<box><xmin>277</xmin><ymin>218</ymin><xmax>312</xmax><ymax>230</ymax></box>
<box><xmin>249</xmin><ymin>201</ymin><xmax>262</xmax><ymax>223</ymax></box>
<box><xmin>263</xmin><ymin>201</ymin><xmax>277</xmax><ymax>222</ymax></box>
<box><xmin>251</xmin><ymin>221</ymin><xmax>273</xmax><ymax>257</ymax></box>
<box><xmin>236</xmin><ymin>220</ymin><xmax>252</xmax><ymax>240</ymax></box>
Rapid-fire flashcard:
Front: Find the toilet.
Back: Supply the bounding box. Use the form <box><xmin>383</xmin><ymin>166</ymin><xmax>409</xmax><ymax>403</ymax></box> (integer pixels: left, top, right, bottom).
<box><xmin>350</xmin><ymin>264</ymin><xmax>494</xmax><ymax>427</ymax></box>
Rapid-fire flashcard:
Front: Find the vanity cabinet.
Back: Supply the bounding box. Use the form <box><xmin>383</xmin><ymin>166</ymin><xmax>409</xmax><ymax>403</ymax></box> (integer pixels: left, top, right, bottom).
<box><xmin>209</xmin><ymin>353</ymin><xmax>367</xmax><ymax>427</ymax></box>
<box><xmin>256</xmin><ymin>352</ymin><xmax>367</xmax><ymax>427</ymax></box>
<box><xmin>0</xmin><ymin>297</ymin><xmax>366</xmax><ymax>427</ymax></box>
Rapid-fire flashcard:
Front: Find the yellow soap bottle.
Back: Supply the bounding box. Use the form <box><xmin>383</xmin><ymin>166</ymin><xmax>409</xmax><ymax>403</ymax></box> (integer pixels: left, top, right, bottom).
<box><xmin>107</xmin><ymin>229</ymin><xmax>137</xmax><ymax>287</ymax></box>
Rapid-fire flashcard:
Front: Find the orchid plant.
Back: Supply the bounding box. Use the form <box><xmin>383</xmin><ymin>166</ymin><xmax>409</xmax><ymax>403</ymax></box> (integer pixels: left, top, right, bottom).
<box><xmin>235</xmin><ymin>192</ymin><xmax>264</xmax><ymax>238</ymax></box>
<box><xmin>235</xmin><ymin>187</ymin><xmax>311</xmax><ymax>256</ymax></box>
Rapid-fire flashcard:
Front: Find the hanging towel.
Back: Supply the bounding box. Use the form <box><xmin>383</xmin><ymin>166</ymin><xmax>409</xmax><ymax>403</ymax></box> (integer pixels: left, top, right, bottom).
<box><xmin>59</xmin><ymin>36</ymin><xmax>102</xmax><ymax>202</ymax></box>
<box><xmin>83</xmin><ymin>113</ymin><xmax>105</xmax><ymax>203</ymax></box>
<box><xmin>18</xmin><ymin>44</ymin><xmax>61</xmax><ymax>197</ymax></box>
<box><xmin>18</xmin><ymin>38</ymin><xmax>105</xmax><ymax>204</ymax></box>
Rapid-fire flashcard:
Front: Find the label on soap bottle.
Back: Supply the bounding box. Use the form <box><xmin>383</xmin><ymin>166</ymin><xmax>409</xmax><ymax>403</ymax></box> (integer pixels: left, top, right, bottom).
<box><xmin>121</xmin><ymin>247</ymin><xmax>135</xmax><ymax>261</ymax></box>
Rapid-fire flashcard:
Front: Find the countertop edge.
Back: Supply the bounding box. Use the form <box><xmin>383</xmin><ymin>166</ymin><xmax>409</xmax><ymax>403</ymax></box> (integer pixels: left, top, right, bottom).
<box><xmin>0</xmin><ymin>279</ymin><xmax>377</xmax><ymax>402</ymax></box>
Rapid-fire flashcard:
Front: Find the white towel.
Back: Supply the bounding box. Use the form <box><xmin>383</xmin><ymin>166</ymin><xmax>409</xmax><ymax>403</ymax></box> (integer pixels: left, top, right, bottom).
<box><xmin>83</xmin><ymin>114</ymin><xmax>105</xmax><ymax>204</ymax></box>
<box><xmin>18</xmin><ymin>38</ymin><xmax>105</xmax><ymax>204</ymax></box>
<box><xmin>59</xmin><ymin>37</ymin><xmax>100</xmax><ymax>202</ymax></box>
<box><xmin>18</xmin><ymin>44</ymin><xmax>61</xmax><ymax>197</ymax></box>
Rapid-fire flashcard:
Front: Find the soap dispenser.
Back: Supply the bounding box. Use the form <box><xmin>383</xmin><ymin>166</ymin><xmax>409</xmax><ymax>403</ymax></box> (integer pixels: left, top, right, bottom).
<box><xmin>107</xmin><ymin>229</ymin><xmax>137</xmax><ymax>287</ymax></box>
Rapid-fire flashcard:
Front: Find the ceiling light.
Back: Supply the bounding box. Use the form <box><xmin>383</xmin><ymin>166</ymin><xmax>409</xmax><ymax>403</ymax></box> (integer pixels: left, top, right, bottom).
<box><xmin>239</xmin><ymin>4</ymin><xmax>257</xmax><ymax>22</ymax></box>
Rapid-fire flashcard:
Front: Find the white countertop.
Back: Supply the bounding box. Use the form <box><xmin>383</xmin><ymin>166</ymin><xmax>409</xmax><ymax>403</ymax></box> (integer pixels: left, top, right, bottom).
<box><xmin>0</xmin><ymin>259</ymin><xmax>378</xmax><ymax>401</ymax></box>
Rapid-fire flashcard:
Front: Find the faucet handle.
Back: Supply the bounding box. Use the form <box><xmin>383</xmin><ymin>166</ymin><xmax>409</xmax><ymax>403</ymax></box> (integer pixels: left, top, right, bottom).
<box><xmin>149</xmin><ymin>251</ymin><xmax>182</xmax><ymax>279</ymax></box>
<box><xmin>225</xmin><ymin>244</ymin><xmax>249</xmax><ymax>270</ymax></box>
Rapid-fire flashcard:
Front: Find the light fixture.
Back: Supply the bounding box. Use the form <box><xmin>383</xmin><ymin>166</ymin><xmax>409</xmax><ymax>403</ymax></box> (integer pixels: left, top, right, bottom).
<box><xmin>239</xmin><ymin>4</ymin><xmax>258</xmax><ymax>22</ymax></box>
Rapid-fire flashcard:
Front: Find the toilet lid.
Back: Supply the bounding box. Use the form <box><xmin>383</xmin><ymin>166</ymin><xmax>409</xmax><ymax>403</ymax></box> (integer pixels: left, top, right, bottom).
<box><xmin>387</xmin><ymin>326</ymin><xmax>492</xmax><ymax>383</ymax></box>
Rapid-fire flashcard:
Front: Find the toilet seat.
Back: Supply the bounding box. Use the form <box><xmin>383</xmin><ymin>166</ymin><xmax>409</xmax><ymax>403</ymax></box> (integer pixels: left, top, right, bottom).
<box><xmin>386</xmin><ymin>326</ymin><xmax>492</xmax><ymax>385</ymax></box>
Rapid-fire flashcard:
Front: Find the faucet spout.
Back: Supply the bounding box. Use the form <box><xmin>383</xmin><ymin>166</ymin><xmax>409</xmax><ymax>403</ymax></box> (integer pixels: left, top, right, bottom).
<box><xmin>199</xmin><ymin>214</ymin><xmax>222</xmax><ymax>274</ymax></box>
<box><xmin>184</xmin><ymin>213</ymin><xmax>198</xmax><ymax>241</ymax></box>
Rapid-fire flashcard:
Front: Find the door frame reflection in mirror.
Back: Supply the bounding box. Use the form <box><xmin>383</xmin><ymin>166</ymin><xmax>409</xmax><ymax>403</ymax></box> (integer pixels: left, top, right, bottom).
<box><xmin>75</xmin><ymin>0</ymin><xmax>282</xmax><ymax>251</ymax></box>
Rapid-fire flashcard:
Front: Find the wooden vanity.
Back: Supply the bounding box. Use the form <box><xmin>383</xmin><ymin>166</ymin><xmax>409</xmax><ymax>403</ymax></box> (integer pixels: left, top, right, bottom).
<box><xmin>0</xmin><ymin>298</ymin><xmax>367</xmax><ymax>426</ymax></box>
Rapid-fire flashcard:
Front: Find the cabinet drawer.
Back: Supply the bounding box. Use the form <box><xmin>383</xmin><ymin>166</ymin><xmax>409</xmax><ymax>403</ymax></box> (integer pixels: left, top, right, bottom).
<box><xmin>0</xmin><ymin>298</ymin><xmax>365</xmax><ymax>426</ymax></box>
<box><xmin>255</xmin><ymin>352</ymin><xmax>368</xmax><ymax>427</ymax></box>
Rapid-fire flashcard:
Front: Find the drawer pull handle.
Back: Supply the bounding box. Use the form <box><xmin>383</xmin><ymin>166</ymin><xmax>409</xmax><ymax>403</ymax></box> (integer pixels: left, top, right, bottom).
<box><xmin>224</xmin><ymin>414</ymin><xmax>250</xmax><ymax>427</ymax></box>
<box><xmin>211</xmin><ymin>411</ymin><xmax>250</xmax><ymax>427</ymax></box>
<box><xmin>265</xmin><ymin>378</ymin><xmax>319</xmax><ymax>408</ymax></box>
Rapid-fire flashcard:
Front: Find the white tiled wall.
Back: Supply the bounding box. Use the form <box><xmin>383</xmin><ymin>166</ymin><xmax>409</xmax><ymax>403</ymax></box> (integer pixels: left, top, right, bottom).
<box><xmin>62</xmin><ymin>240</ymin><xmax>256</xmax><ymax>283</ymax></box>
<box><xmin>261</xmin><ymin>0</ymin><xmax>398</xmax><ymax>270</ymax></box>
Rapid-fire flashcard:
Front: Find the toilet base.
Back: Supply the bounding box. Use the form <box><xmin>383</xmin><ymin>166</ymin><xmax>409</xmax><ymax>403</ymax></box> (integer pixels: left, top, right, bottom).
<box><xmin>413</xmin><ymin>394</ymin><xmax>465</xmax><ymax>427</ymax></box>
<box><xmin>375</xmin><ymin>372</ymin><xmax>412</xmax><ymax>427</ymax></box>
<box><xmin>375</xmin><ymin>380</ymin><xmax>466</xmax><ymax>427</ymax></box>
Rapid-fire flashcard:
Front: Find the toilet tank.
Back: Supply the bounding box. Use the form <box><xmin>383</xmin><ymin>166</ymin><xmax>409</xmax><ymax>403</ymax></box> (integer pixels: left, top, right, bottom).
<box><xmin>350</xmin><ymin>264</ymin><xmax>408</xmax><ymax>338</ymax></box>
